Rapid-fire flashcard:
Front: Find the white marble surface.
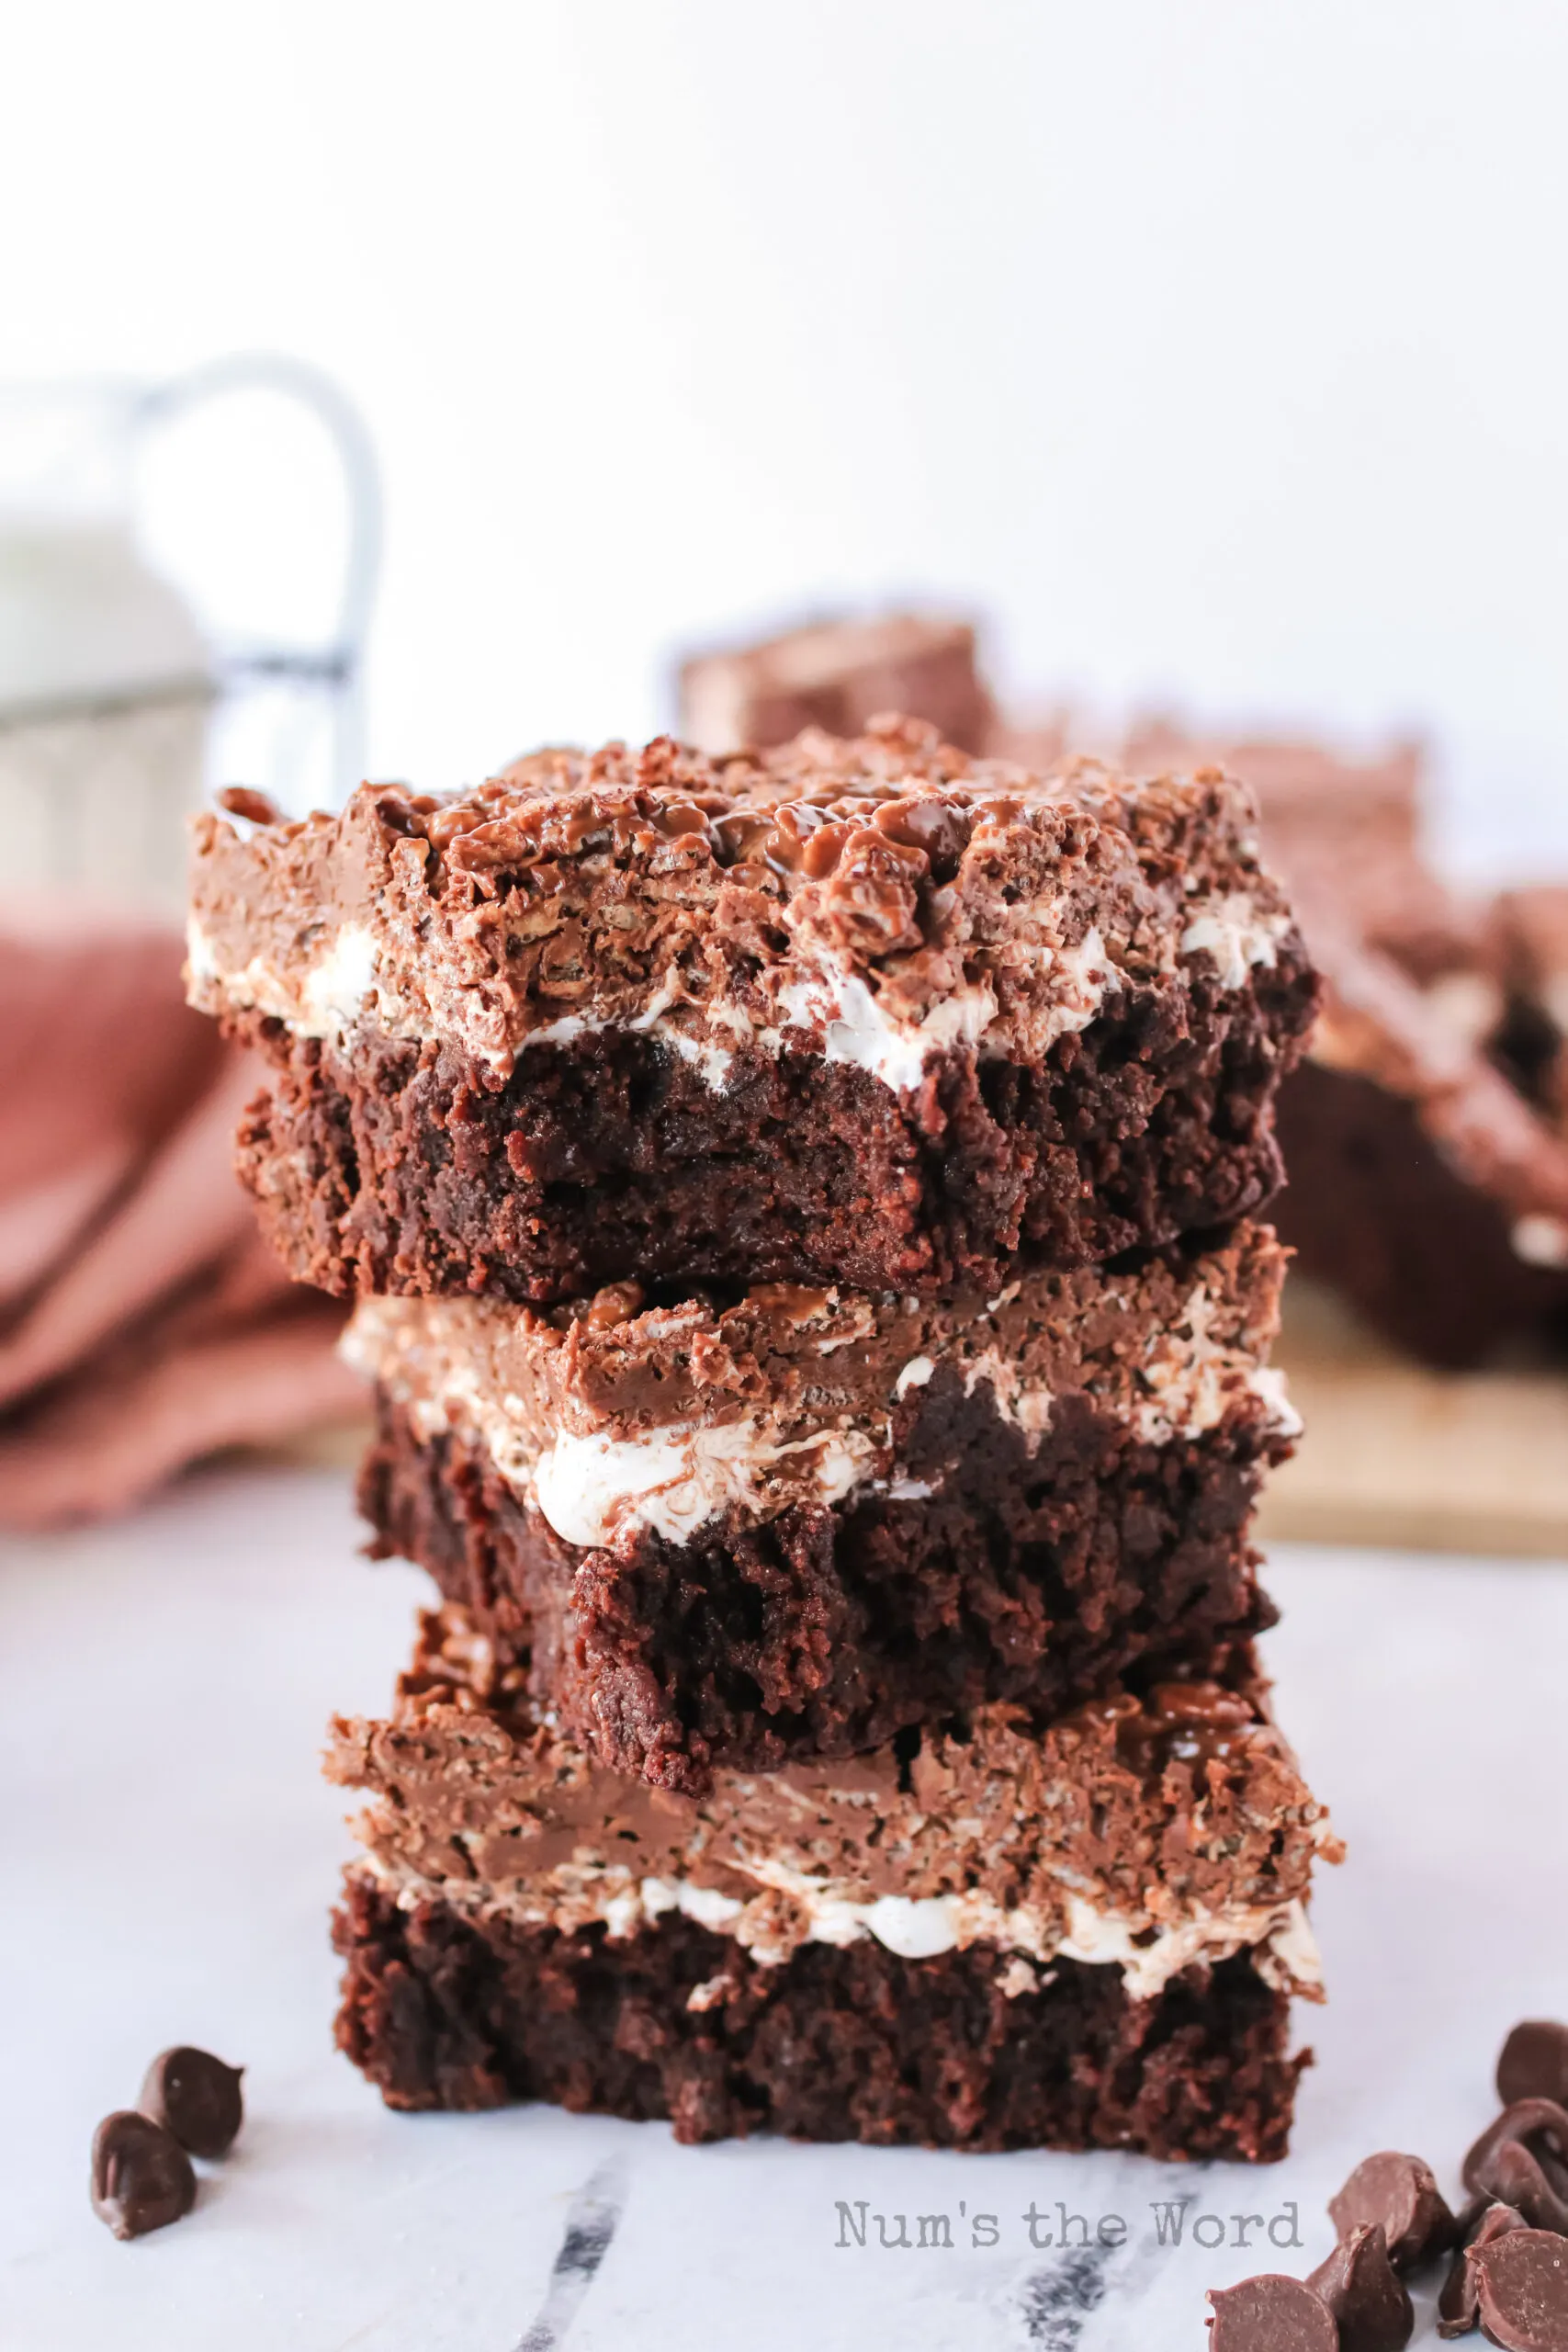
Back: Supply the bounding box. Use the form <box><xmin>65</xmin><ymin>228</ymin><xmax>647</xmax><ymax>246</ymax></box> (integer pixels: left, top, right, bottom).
<box><xmin>3</xmin><ymin>1464</ymin><xmax>1564</xmax><ymax>2350</ymax></box>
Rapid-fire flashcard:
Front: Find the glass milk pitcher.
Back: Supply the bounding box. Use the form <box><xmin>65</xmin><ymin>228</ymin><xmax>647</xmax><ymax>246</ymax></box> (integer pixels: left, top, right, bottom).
<box><xmin>0</xmin><ymin>356</ymin><xmax>378</xmax><ymax>916</ymax></box>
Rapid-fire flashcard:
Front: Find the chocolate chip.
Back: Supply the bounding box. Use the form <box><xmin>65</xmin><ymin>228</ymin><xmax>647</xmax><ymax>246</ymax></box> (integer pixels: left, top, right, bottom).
<box><xmin>1308</xmin><ymin>2222</ymin><xmax>1415</xmax><ymax>2350</ymax></box>
<box><xmin>90</xmin><ymin>2110</ymin><xmax>196</xmax><ymax>2240</ymax></box>
<box><xmin>1471</xmin><ymin>2226</ymin><xmax>1568</xmax><ymax>2349</ymax></box>
<box><xmin>1206</xmin><ymin>2275</ymin><xmax>1338</xmax><ymax>2350</ymax></box>
<box><xmin>1438</xmin><ymin>2204</ymin><xmax>1529</xmax><ymax>2339</ymax></box>
<box><xmin>139</xmin><ymin>2047</ymin><xmax>244</xmax><ymax>2159</ymax></box>
<box><xmin>1466</xmin><ymin>2106</ymin><xmax>1568</xmax><ymax>2203</ymax></box>
<box><xmin>1474</xmin><ymin>2142</ymin><xmax>1568</xmax><ymax>2237</ymax></box>
<box><xmin>1501</xmin><ymin>2028</ymin><xmax>1568</xmax><ymax>2113</ymax></box>
<box><xmin>1328</xmin><ymin>2151</ymin><xmax>1459</xmax><ymax>2273</ymax></box>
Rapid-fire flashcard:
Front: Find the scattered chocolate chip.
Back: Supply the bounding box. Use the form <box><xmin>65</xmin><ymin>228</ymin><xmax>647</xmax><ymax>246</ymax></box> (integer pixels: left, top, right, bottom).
<box><xmin>1439</xmin><ymin>2204</ymin><xmax>1530</xmax><ymax>2340</ymax></box>
<box><xmin>1466</xmin><ymin>2106</ymin><xmax>1568</xmax><ymax>2202</ymax></box>
<box><xmin>1308</xmin><ymin>2222</ymin><xmax>1415</xmax><ymax>2350</ymax></box>
<box><xmin>1329</xmin><ymin>2150</ymin><xmax>1459</xmax><ymax>2273</ymax></box>
<box><xmin>1474</xmin><ymin>2141</ymin><xmax>1568</xmax><ymax>2237</ymax></box>
<box><xmin>1206</xmin><ymin>2274</ymin><xmax>1338</xmax><ymax>2350</ymax></box>
<box><xmin>1471</xmin><ymin>2226</ymin><xmax>1568</xmax><ymax>2349</ymax></box>
<box><xmin>216</xmin><ymin>786</ymin><xmax>281</xmax><ymax>826</ymax></box>
<box><xmin>1502</xmin><ymin>2028</ymin><xmax>1568</xmax><ymax>2114</ymax></box>
<box><xmin>138</xmin><ymin>2047</ymin><xmax>244</xmax><ymax>2160</ymax></box>
<box><xmin>90</xmin><ymin>2110</ymin><xmax>197</xmax><ymax>2240</ymax></box>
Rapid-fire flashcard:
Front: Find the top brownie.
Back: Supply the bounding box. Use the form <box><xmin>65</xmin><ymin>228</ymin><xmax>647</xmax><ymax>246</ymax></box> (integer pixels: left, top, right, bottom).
<box><xmin>187</xmin><ymin>719</ymin><xmax>1317</xmax><ymax>1303</ymax></box>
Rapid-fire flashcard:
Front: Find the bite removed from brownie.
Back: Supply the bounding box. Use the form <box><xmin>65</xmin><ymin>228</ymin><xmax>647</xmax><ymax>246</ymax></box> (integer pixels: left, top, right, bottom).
<box><xmin>327</xmin><ymin>1605</ymin><xmax>1338</xmax><ymax>2156</ymax></box>
<box><xmin>187</xmin><ymin>720</ymin><xmax>1317</xmax><ymax>1303</ymax></box>
<box><xmin>346</xmin><ymin>1222</ymin><xmax>1297</xmax><ymax>1791</ymax></box>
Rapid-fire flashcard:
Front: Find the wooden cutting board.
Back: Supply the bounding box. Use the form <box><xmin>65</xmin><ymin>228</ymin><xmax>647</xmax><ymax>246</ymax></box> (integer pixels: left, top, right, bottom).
<box><xmin>1258</xmin><ymin>1282</ymin><xmax>1568</xmax><ymax>1557</ymax></box>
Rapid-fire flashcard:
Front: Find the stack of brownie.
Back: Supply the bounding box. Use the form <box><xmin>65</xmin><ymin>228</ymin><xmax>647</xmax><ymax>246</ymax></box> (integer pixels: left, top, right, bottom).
<box><xmin>187</xmin><ymin>717</ymin><xmax>1337</xmax><ymax>2157</ymax></box>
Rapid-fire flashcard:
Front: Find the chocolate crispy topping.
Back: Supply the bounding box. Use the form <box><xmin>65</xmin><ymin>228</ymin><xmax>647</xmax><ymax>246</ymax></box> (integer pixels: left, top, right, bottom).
<box><xmin>329</xmin><ymin>1607</ymin><xmax>1335</xmax><ymax>1984</ymax></box>
<box><xmin>1116</xmin><ymin>1678</ymin><xmax>1258</xmax><ymax>1774</ymax></box>
<box><xmin>188</xmin><ymin>719</ymin><xmax>1303</xmax><ymax>1088</ymax></box>
<box><xmin>346</xmin><ymin>1220</ymin><xmax>1295</xmax><ymax>1498</ymax></box>
<box><xmin>406</xmin><ymin>722</ymin><xmax>1191</xmax><ymax>888</ymax></box>
<box><xmin>215</xmin><ymin>785</ymin><xmax>281</xmax><ymax>826</ymax></box>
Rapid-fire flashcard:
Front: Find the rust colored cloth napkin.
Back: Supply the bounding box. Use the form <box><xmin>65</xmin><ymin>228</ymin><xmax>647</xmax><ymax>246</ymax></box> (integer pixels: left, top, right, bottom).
<box><xmin>0</xmin><ymin>915</ymin><xmax>363</xmax><ymax>1527</ymax></box>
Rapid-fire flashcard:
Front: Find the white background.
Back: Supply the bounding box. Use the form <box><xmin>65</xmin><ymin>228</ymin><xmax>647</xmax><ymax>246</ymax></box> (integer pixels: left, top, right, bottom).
<box><xmin>6</xmin><ymin>2</ymin><xmax>1567</xmax><ymax>870</ymax></box>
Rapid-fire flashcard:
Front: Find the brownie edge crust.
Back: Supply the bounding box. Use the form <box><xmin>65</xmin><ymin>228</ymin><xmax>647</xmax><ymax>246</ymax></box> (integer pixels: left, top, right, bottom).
<box><xmin>333</xmin><ymin>1875</ymin><xmax>1306</xmax><ymax>2160</ymax></box>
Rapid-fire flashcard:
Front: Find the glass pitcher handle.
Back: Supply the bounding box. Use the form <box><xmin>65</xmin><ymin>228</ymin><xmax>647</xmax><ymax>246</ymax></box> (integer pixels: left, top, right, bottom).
<box><xmin>132</xmin><ymin>353</ymin><xmax>381</xmax><ymax>802</ymax></box>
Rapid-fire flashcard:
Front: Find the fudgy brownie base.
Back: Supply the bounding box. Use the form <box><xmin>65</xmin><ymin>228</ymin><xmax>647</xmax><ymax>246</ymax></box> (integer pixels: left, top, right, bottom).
<box><xmin>359</xmin><ymin>1377</ymin><xmax>1280</xmax><ymax>1792</ymax></box>
<box><xmin>1275</xmin><ymin>1060</ymin><xmax>1568</xmax><ymax>1367</ymax></box>
<box><xmin>362</xmin><ymin>1374</ymin><xmax>1279</xmax><ymax>1787</ymax></box>
<box><xmin>232</xmin><ymin>942</ymin><xmax>1314</xmax><ymax>1303</ymax></box>
<box><xmin>333</xmin><ymin>1875</ymin><xmax>1305</xmax><ymax>2158</ymax></box>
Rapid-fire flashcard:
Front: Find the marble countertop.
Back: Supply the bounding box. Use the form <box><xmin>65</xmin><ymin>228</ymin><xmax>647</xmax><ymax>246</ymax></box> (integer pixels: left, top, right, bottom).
<box><xmin>5</xmin><ymin>1465</ymin><xmax>1564</xmax><ymax>2350</ymax></box>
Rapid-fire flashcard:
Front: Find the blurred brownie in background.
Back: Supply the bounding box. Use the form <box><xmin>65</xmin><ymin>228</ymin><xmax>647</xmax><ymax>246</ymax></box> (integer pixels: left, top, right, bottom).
<box><xmin>671</xmin><ymin>608</ymin><xmax>1568</xmax><ymax>1369</ymax></box>
<box><xmin>1272</xmin><ymin>919</ymin><xmax>1568</xmax><ymax>1367</ymax></box>
<box><xmin>679</xmin><ymin>611</ymin><xmax>994</xmax><ymax>757</ymax></box>
<box><xmin>1489</xmin><ymin>884</ymin><xmax>1568</xmax><ymax>1124</ymax></box>
<box><xmin>1123</xmin><ymin>725</ymin><xmax>1568</xmax><ymax>1365</ymax></box>
<box><xmin>1125</xmin><ymin>721</ymin><xmax>1424</xmax><ymax>873</ymax></box>
<box><xmin>1123</xmin><ymin>719</ymin><xmax>1502</xmax><ymax>1037</ymax></box>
